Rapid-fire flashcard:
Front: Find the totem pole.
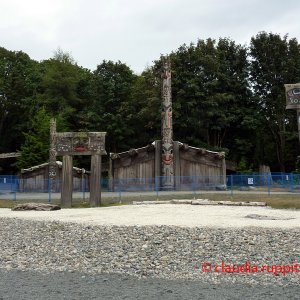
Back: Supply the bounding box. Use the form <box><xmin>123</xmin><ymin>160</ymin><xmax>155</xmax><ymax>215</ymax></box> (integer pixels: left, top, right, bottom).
<box><xmin>49</xmin><ymin>118</ymin><xmax>57</xmax><ymax>192</ymax></box>
<box><xmin>161</xmin><ymin>58</ymin><xmax>174</xmax><ymax>189</ymax></box>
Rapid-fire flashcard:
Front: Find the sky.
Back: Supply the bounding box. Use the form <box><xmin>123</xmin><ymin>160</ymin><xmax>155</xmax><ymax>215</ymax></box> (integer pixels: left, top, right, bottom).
<box><xmin>1</xmin><ymin>0</ymin><xmax>300</xmax><ymax>74</ymax></box>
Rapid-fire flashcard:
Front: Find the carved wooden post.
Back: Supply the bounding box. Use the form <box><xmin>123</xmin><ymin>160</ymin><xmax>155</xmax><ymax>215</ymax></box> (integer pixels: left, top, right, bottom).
<box><xmin>90</xmin><ymin>154</ymin><xmax>102</xmax><ymax>206</ymax></box>
<box><xmin>161</xmin><ymin>58</ymin><xmax>174</xmax><ymax>189</ymax></box>
<box><xmin>61</xmin><ymin>155</ymin><xmax>73</xmax><ymax>207</ymax></box>
<box><xmin>49</xmin><ymin>118</ymin><xmax>57</xmax><ymax>192</ymax></box>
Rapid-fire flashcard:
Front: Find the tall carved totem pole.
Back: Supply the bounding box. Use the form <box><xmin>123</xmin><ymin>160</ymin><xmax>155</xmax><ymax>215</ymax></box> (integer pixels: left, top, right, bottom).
<box><xmin>49</xmin><ymin>118</ymin><xmax>57</xmax><ymax>192</ymax></box>
<box><xmin>161</xmin><ymin>58</ymin><xmax>174</xmax><ymax>189</ymax></box>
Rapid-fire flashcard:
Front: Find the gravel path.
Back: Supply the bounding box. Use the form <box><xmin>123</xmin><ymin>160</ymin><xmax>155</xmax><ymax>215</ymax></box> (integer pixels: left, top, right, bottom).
<box><xmin>0</xmin><ymin>205</ymin><xmax>299</xmax><ymax>299</ymax></box>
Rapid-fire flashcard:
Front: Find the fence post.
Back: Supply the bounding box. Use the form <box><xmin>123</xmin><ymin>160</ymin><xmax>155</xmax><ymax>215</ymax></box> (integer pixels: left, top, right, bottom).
<box><xmin>155</xmin><ymin>176</ymin><xmax>159</xmax><ymax>200</ymax></box>
<box><xmin>118</xmin><ymin>181</ymin><xmax>122</xmax><ymax>203</ymax></box>
<box><xmin>192</xmin><ymin>175</ymin><xmax>196</xmax><ymax>199</ymax></box>
<box><xmin>267</xmin><ymin>173</ymin><xmax>271</xmax><ymax>196</ymax></box>
<box><xmin>290</xmin><ymin>173</ymin><xmax>294</xmax><ymax>193</ymax></box>
<box><xmin>13</xmin><ymin>177</ymin><xmax>16</xmax><ymax>202</ymax></box>
<box><xmin>82</xmin><ymin>176</ymin><xmax>85</xmax><ymax>201</ymax></box>
<box><xmin>230</xmin><ymin>174</ymin><xmax>233</xmax><ymax>197</ymax></box>
<box><xmin>10</xmin><ymin>175</ymin><xmax>13</xmax><ymax>193</ymax></box>
<box><xmin>48</xmin><ymin>178</ymin><xmax>52</xmax><ymax>203</ymax></box>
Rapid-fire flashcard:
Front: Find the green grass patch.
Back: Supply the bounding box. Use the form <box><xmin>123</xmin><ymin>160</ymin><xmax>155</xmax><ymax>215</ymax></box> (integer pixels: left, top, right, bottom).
<box><xmin>70</xmin><ymin>200</ymin><xmax>126</xmax><ymax>208</ymax></box>
<box><xmin>1</xmin><ymin>192</ymin><xmax>299</xmax><ymax>209</ymax></box>
<box><xmin>0</xmin><ymin>199</ymin><xmax>15</xmax><ymax>208</ymax></box>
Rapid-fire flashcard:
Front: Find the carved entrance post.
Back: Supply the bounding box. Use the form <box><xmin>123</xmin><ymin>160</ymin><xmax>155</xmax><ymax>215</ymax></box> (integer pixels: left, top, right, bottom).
<box><xmin>55</xmin><ymin>132</ymin><xmax>106</xmax><ymax>207</ymax></box>
<box><xmin>61</xmin><ymin>155</ymin><xmax>73</xmax><ymax>206</ymax></box>
<box><xmin>90</xmin><ymin>154</ymin><xmax>102</xmax><ymax>206</ymax></box>
<box><xmin>161</xmin><ymin>58</ymin><xmax>174</xmax><ymax>189</ymax></box>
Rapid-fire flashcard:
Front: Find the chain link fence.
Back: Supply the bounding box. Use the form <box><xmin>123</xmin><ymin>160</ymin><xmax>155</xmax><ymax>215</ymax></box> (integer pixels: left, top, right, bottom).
<box><xmin>0</xmin><ymin>173</ymin><xmax>299</xmax><ymax>203</ymax></box>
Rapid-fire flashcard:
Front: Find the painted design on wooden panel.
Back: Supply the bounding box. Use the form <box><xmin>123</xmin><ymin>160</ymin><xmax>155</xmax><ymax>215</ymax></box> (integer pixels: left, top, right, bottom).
<box><xmin>55</xmin><ymin>132</ymin><xmax>106</xmax><ymax>156</ymax></box>
<box><xmin>73</xmin><ymin>136</ymin><xmax>89</xmax><ymax>152</ymax></box>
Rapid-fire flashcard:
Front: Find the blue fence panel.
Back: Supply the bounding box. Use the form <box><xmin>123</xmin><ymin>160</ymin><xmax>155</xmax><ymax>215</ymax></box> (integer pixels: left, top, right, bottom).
<box><xmin>0</xmin><ymin>173</ymin><xmax>300</xmax><ymax>197</ymax></box>
<box><xmin>114</xmin><ymin>177</ymin><xmax>156</xmax><ymax>192</ymax></box>
<box><xmin>0</xmin><ymin>175</ymin><xmax>18</xmax><ymax>194</ymax></box>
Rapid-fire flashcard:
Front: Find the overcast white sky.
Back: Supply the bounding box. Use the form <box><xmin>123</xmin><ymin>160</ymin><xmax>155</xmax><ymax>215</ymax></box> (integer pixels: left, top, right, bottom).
<box><xmin>1</xmin><ymin>0</ymin><xmax>300</xmax><ymax>74</ymax></box>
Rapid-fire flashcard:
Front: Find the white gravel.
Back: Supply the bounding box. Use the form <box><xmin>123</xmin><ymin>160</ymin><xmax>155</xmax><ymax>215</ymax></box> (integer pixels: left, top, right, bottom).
<box><xmin>0</xmin><ymin>204</ymin><xmax>299</xmax><ymax>228</ymax></box>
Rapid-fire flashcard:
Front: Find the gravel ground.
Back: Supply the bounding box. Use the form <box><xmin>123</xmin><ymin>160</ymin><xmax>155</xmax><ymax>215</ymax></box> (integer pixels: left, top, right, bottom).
<box><xmin>1</xmin><ymin>204</ymin><xmax>300</xmax><ymax>228</ymax></box>
<box><xmin>0</xmin><ymin>205</ymin><xmax>299</xmax><ymax>299</ymax></box>
<box><xmin>0</xmin><ymin>269</ymin><xmax>300</xmax><ymax>300</ymax></box>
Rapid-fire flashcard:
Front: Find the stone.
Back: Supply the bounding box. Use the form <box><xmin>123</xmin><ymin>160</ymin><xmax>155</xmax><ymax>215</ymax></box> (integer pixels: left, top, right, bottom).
<box><xmin>215</xmin><ymin>185</ymin><xmax>227</xmax><ymax>191</ymax></box>
<box><xmin>12</xmin><ymin>203</ymin><xmax>61</xmax><ymax>211</ymax></box>
<box><xmin>245</xmin><ymin>214</ymin><xmax>295</xmax><ymax>220</ymax></box>
<box><xmin>170</xmin><ymin>200</ymin><xmax>192</xmax><ymax>204</ymax></box>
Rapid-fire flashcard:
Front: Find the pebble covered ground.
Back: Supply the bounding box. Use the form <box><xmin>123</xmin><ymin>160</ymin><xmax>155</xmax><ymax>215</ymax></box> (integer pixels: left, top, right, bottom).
<box><xmin>0</xmin><ymin>218</ymin><xmax>299</xmax><ymax>287</ymax></box>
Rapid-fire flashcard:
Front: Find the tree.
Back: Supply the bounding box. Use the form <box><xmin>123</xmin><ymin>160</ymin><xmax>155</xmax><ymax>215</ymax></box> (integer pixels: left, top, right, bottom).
<box><xmin>250</xmin><ymin>32</ymin><xmax>300</xmax><ymax>171</ymax></box>
<box><xmin>16</xmin><ymin>108</ymin><xmax>51</xmax><ymax>169</ymax></box>
<box><xmin>153</xmin><ymin>38</ymin><xmax>251</xmax><ymax>158</ymax></box>
<box><xmin>37</xmin><ymin>50</ymin><xmax>93</xmax><ymax>131</ymax></box>
<box><xmin>0</xmin><ymin>48</ymin><xmax>40</xmax><ymax>153</ymax></box>
<box><xmin>90</xmin><ymin>60</ymin><xmax>137</xmax><ymax>152</ymax></box>
<box><xmin>126</xmin><ymin>67</ymin><xmax>161</xmax><ymax>146</ymax></box>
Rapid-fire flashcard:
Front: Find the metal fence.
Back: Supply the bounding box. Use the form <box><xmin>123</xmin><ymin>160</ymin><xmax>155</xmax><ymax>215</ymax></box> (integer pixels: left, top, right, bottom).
<box><xmin>0</xmin><ymin>173</ymin><xmax>299</xmax><ymax>202</ymax></box>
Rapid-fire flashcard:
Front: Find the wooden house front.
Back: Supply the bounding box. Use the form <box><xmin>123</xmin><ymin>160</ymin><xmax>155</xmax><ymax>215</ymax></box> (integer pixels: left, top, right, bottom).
<box><xmin>109</xmin><ymin>141</ymin><xmax>226</xmax><ymax>191</ymax></box>
<box><xmin>19</xmin><ymin>161</ymin><xmax>89</xmax><ymax>192</ymax></box>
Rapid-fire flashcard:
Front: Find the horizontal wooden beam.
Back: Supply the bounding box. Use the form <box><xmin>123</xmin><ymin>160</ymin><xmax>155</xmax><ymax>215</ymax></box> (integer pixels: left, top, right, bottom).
<box><xmin>0</xmin><ymin>152</ymin><xmax>21</xmax><ymax>159</ymax></box>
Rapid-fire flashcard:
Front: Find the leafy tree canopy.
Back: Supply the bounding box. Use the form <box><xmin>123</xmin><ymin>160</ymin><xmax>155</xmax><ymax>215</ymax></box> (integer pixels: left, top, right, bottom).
<box><xmin>1</xmin><ymin>32</ymin><xmax>300</xmax><ymax>173</ymax></box>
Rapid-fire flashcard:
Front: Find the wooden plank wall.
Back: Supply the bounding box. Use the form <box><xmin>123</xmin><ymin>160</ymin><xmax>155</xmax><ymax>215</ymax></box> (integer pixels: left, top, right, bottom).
<box><xmin>19</xmin><ymin>166</ymin><xmax>88</xmax><ymax>192</ymax></box>
<box><xmin>110</xmin><ymin>147</ymin><xmax>156</xmax><ymax>190</ymax></box>
<box><xmin>177</xmin><ymin>145</ymin><xmax>225</xmax><ymax>188</ymax></box>
<box><xmin>110</xmin><ymin>141</ymin><xmax>226</xmax><ymax>190</ymax></box>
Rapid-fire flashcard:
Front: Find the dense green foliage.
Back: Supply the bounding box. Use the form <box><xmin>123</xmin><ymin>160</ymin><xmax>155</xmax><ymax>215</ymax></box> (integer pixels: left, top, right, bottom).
<box><xmin>16</xmin><ymin>108</ymin><xmax>51</xmax><ymax>169</ymax></box>
<box><xmin>0</xmin><ymin>32</ymin><xmax>300</xmax><ymax>173</ymax></box>
<box><xmin>250</xmin><ymin>33</ymin><xmax>300</xmax><ymax>171</ymax></box>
